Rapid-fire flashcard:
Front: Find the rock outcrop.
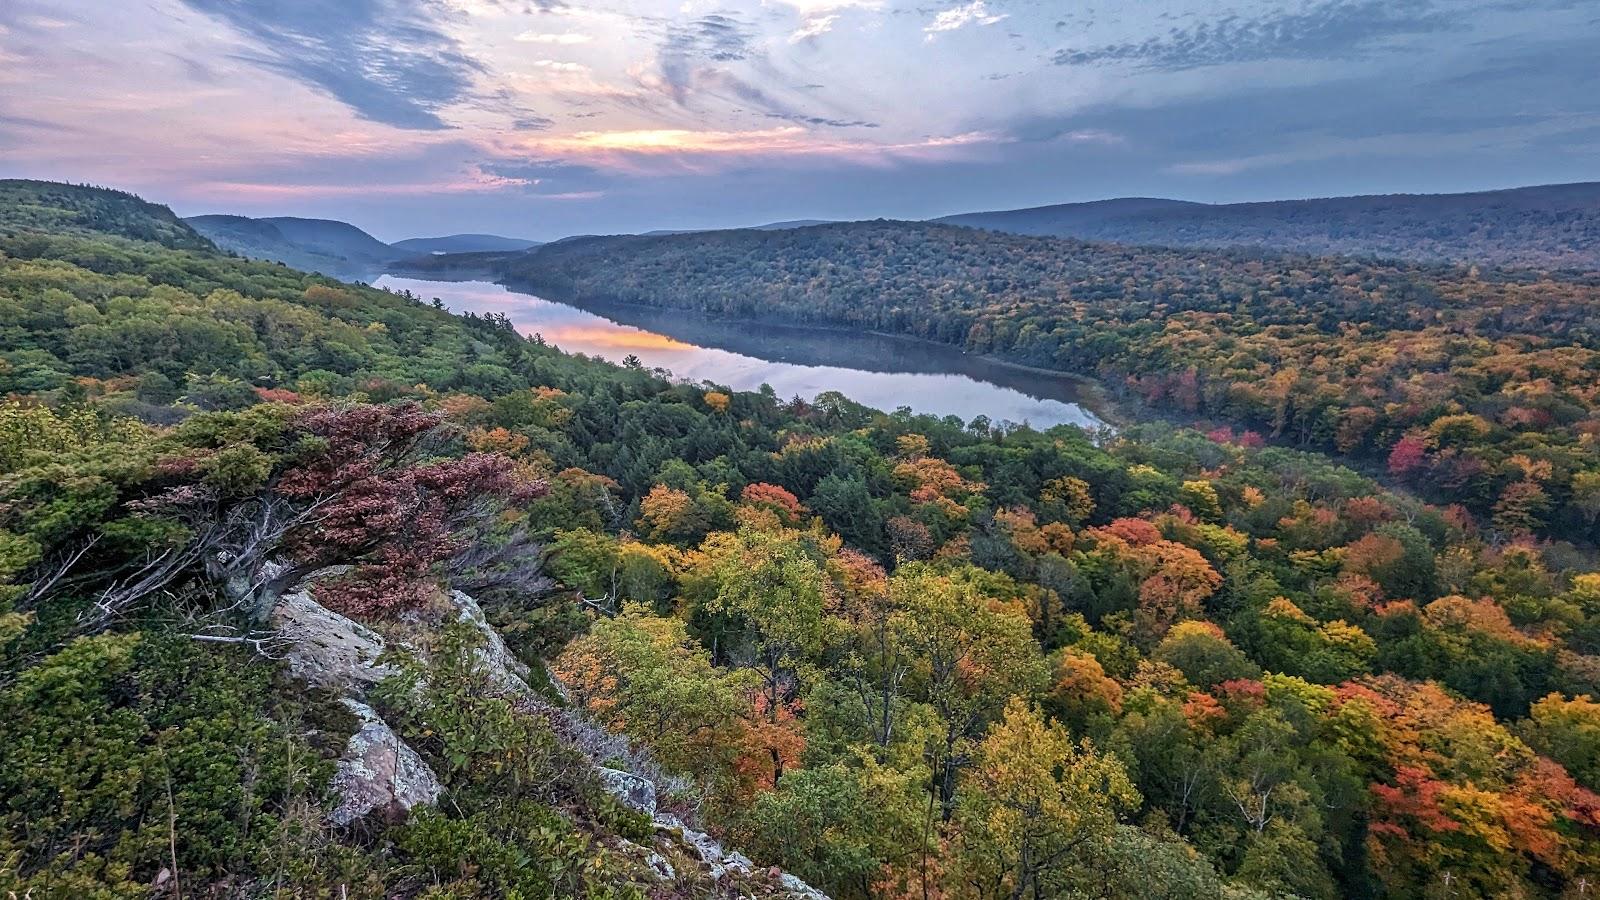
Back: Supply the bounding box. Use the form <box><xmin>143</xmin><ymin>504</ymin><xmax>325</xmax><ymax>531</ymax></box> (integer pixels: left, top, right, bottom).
<box><xmin>327</xmin><ymin>699</ymin><xmax>442</xmax><ymax>826</ymax></box>
<box><xmin>597</xmin><ymin>766</ymin><xmax>657</xmax><ymax>816</ymax></box>
<box><xmin>265</xmin><ymin>570</ymin><xmax>832</xmax><ymax>898</ymax></box>
<box><xmin>447</xmin><ymin>589</ymin><xmax>531</xmax><ymax>696</ymax></box>
<box><xmin>270</xmin><ymin>579</ymin><xmax>392</xmax><ymax>692</ymax></box>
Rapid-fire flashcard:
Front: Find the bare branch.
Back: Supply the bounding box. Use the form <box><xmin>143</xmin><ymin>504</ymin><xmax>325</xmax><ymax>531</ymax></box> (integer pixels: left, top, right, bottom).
<box><xmin>186</xmin><ymin>631</ymin><xmax>289</xmax><ymax>659</ymax></box>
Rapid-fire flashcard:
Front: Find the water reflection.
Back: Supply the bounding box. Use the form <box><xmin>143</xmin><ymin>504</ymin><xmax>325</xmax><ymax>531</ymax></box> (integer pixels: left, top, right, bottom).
<box><xmin>374</xmin><ymin>275</ymin><xmax>1103</xmax><ymax>431</ymax></box>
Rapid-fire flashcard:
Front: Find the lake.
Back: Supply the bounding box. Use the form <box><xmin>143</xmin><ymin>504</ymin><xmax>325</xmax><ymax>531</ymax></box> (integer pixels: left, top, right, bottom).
<box><xmin>373</xmin><ymin>275</ymin><xmax>1105</xmax><ymax>431</ymax></box>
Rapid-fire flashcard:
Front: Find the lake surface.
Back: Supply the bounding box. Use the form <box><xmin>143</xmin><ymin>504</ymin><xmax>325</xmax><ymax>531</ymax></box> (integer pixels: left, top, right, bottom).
<box><xmin>374</xmin><ymin>275</ymin><xmax>1104</xmax><ymax>430</ymax></box>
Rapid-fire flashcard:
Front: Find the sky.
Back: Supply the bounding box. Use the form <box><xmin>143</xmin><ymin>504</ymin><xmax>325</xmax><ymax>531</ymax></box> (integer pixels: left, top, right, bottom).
<box><xmin>2</xmin><ymin>0</ymin><xmax>1597</xmax><ymax>241</ymax></box>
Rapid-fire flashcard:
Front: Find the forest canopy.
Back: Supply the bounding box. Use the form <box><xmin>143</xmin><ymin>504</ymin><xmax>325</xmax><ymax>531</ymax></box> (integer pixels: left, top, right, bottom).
<box><xmin>495</xmin><ymin>219</ymin><xmax>1600</xmax><ymax>544</ymax></box>
<box><xmin>3</xmin><ymin>181</ymin><xmax>1600</xmax><ymax>899</ymax></box>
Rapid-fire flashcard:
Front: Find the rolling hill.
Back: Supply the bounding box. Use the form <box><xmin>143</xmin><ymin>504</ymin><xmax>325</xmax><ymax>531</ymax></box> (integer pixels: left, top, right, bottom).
<box><xmin>0</xmin><ymin>178</ymin><xmax>214</xmax><ymax>251</ymax></box>
<box><xmin>186</xmin><ymin>213</ymin><xmax>396</xmax><ymax>276</ymax></box>
<box><xmin>487</xmin><ymin>218</ymin><xmax>1600</xmax><ymax>538</ymax></box>
<box><xmin>934</xmin><ymin>182</ymin><xmax>1600</xmax><ymax>270</ymax></box>
<box><xmin>187</xmin><ymin>214</ymin><xmax>545</xmax><ymax>275</ymax></box>
<box><xmin>391</xmin><ymin>233</ymin><xmax>542</xmax><ymax>254</ymax></box>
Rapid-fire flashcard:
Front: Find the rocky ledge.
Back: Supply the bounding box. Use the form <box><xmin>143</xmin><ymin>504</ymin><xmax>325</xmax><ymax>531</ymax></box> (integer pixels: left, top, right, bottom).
<box><xmin>267</xmin><ymin>570</ymin><xmax>830</xmax><ymax>898</ymax></box>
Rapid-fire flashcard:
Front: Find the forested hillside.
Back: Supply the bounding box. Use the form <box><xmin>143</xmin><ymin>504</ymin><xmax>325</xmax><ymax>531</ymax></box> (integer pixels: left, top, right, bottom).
<box><xmin>0</xmin><ymin>179</ymin><xmax>215</xmax><ymax>251</ymax></box>
<box><xmin>503</xmin><ymin>220</ymin><xmax>1600</xmax><ymax>544</ymax></box>
<box><xmin>5</xmin><ymin>182</ymin><xmax>1600</xmax><ymax>899</ymax></box>
<box><xmin>186</xmin><ymin>213</ymin><xmax>399</xmax><ymax>277</ymax></box>
<box><xmin>935</xmin><ymin>182</ymin><xmax>1600</xmax><ymax>270</ymax></box>
<box><xmin>392</xmin><ymin>234</ymin><xmax>542</xmax><ymax>254</ymax></box>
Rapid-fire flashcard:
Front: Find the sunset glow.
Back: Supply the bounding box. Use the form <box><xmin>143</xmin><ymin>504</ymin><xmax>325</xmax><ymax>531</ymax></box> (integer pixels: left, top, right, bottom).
<box><xmin>2</xmin><ymin>0</ymin><xmax>1594</xmax><ymax>239</ymax></box>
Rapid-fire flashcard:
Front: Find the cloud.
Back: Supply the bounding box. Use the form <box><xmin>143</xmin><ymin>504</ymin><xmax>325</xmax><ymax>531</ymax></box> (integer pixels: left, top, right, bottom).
<box><xmin>476</xmin><ymin>158</ymin><xmax>611</xmax><ymax>193</ymax></box>
<box><xmin>1054</xmin><ymin>0</ymin><xmax>1456</xmax><ymax>70</ymax></box>
<box><xmin>634</xmin><ymin>10</ymin><xmax>877</xmax><ymax>129</ymax></box>
<box><xmin>790</xmin><ymin>14</ymin><xmax>838</xmax><ymax>43</ymax></box>
<box><xmin>514</xmin><ymin>31</ymin><xmax>593</xmax><ymax>45</ymax></box>
<box><xmin>179</xmin><ymin>0</ymin><xmax>485</xmax><ymax>130</ymax></box>
<box><xmin>925</xmin><ymin>1</ymin><xmax>1007</xmax><ymax>39</ymax></box>
<box><xmin>1056</xmin><ymin>129</ymin><xmax>1126</xmax><ymax>146</ymax></box>
<box><xmin>650</xmin><ymin>13</ymin><xmax>757</xmax><ymax>106</ymax></box>
<box><xmin>501</xmin><ymin>126</ymin><xmax>1005</xmax><ymax>176</ymax></box>
<box><xmin>667</xmin><ymin>14</ymin><xmax>753</xmax><ymax>63</ymax></box>
<box><xmin>1164</xmin><ymin>113</ymin><xmax>1600</xmax><ymax>175</ymax></box>
<box><xmin>532</xmin><ymin>59</ymin><xmax>589</xmax><ymax>73</ymax></box>
<box><xmin>765</xmin><ymin>113</ymin><xmax>879</xmax><ymax>128</ymax></box>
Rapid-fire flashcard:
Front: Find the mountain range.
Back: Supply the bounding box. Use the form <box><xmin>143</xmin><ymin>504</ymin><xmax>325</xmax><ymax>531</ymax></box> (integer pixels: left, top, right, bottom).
<box><xmin>184</xmin><ymin>214</ymin><xmax>539</xmax><ymax>277</ymax></box>
<box><xmin>933</xmin><ymin>182</ymin><xmax>1600</xmax><ymax>269</ymax></box>
<box><xmin>181</xmin><ymin>180</ymin><xmax>1600</xmax><ymax>278</ymax></box>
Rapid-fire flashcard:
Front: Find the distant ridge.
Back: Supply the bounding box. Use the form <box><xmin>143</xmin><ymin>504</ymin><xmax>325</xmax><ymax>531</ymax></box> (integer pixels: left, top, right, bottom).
<box><xmin>187</xmin><ymin>213</ymin><xmax>395</xmax><ymax>276</ymax></box>
<box><xmin>751</xmin><ymin>218</ymin><xmax>834</xmax><ymax>230</ymax></box>
<box><xmin>934</xmin><ymin>182</ymin><xmax>1600</xmax><ymax>269</ymax></box>
<box><xmin>641</xmin><ymin>218</ymin><xmax>835</xmax><ymax>237</ymax></box>
<box><xmin>934</xmin><ymin>198</ymin><xmax>1202</xmax><ymax>234</ymax></box>
<box><xmin>187</xmin><ymin>213</ymin><xmax>548</xmax><ymax>275</ymax></box>
<box><xmin>392</xmin><ymin>234</ymin><xmax>541</xmax><ymax>254</ymax></box>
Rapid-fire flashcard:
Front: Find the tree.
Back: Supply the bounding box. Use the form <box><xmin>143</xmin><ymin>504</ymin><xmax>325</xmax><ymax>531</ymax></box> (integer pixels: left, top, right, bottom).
<box><xmin>740</xmin><ymin>759</ymin><xmax>927</xmax><ymax>899</ymax></box>
<box><xmin>889</xmin><ymin>564</ymin><xmax>1046</xmax><ymax>821</ymax></box>
<box><xmin>950</xmin><ymin>698</ymin><xmax>1137</xmax><ymax>899</ymax></box>
<box><xmin>1522</xmin><ymin>693</ymin><xmax>1600</xmax><ymax>790</ymax></box>
<box><xmin>1492</xmin><ymin>480</ymin><xmax>1551</xmax><ymax>537</ymax></box>
<box><xmin>1154</xmin><ymin>620</ymin><xmax>1260</xmax><ymax>690</ymax></box>
<box><xmin>1387</xmin><ymin>432</ymin><xmax>1430</xmax><ymax>477</ymax></box>
<box><xmin>1250</xmin><ymin>598</ymin><xmax>1376</xmax><ymax>684</ymax></box>
<box><xmin>1044</xmin><ymin>649</ymin><xmax>1124</xmax><ymax>733</ymax></box>
<box><xmin>277</xmin><ymin>404</ymin><xmax>545</xmax><ymax>618</ymax></box>
<box><xmin>699</xmin><ymin>527</ymin><xmax>833</xmax><ymax>785</ymax></box>
<box><xmin>552</xmin><ymin>607</ymin><xmax>741</xmax><ymax>787</ymax></box>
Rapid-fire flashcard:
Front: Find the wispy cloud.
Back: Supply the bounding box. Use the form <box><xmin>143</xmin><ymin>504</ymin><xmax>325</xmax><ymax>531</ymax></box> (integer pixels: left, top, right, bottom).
<box><xmin>1166</xmin><ymin>113</ymin><xmax>1600</xmax><ymax>175</ymax></box>
<box><xmin>515</xmin><ymin>31</ymin><xmax>593</xmax><ymax>45</ymax></box>
<box><xmin>498</xmin><ymin>126</ymin><xmax>1005</xmax><ymax>175</ymax></box>
<box><xmin>1054</xmin><ymin>0</ymin><xmax>1455</xmax><ymax>69</ymax></box>
<box><xmin>652</xmin><ymin>13</ymin><xmax>756</xmax><ymax>105</ymax></box>
<box><xmin>179</xmin><ymin>0</ymin><xmax>485</xmax><ymax>130</ymax></box>
<box><xmin>790</xmin><ymin>14</ymin><xmax>838</xmax><ymax>43</ymax></box>
<box><xmin>532</xmin><ymin>59</ymin><xmax>589</xmax><ymax>73</ymax></box>
<box><xmin>925</xmin><ymin>1</ymin><xmax>1007</xmax><ymax>40</ymax></box>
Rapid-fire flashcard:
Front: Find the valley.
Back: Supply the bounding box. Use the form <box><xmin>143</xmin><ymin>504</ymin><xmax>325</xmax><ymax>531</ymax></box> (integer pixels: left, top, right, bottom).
<box><xmin>8</xmin><ymin>2</ymin><xmax>1600</xmax><ymax>895</ymax></box>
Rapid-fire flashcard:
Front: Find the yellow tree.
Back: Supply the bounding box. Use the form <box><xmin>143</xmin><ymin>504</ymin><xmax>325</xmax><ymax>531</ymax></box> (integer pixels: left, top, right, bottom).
<box><xmin>951</xmin><ymin>699</ymin><xmax>1138</xmax><ymax>899</ymax></box>
<box><xmin>889</xmin><ymin>564</ymin><xmax>1046</xmax><ymax>820</ymax></box>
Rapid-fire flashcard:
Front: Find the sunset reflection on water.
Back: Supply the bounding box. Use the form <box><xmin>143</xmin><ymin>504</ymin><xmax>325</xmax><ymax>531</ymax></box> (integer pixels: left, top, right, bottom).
<box><xmin>375</xmin><ymin>275</ymin><xmax>1102</xmax><ymax>430</ymax></box>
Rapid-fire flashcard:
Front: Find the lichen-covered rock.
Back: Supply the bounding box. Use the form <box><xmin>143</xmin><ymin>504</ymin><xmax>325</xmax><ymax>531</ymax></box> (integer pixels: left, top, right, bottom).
<box><xmin>328</xmin><ymin>699</ymin><xmax>442</xmax><ymax>826</ymax></box>
<box><xmin>447</xmin><ymin>589</ymin><xmax>531</xmax><ymax>696</ymax></box>
<box><xmin>270</xmin><ymin>583</ymin><xmax>392</xmax><ymax>691</ymax></box>
<box><xmin>657</xmin><ymin>815</ymin><xmax>755</xmax><ymax>882</ymax></box>
<box><xmin>644</xmin><ymin>850</ymin><xmax>675</xmax><ymax>882</ymax></box>
<box><xmin>597</xmin><ymin>766</ymin><xmax>657</xmax><ymax>816</ymax></box>
<box><xmin>778</xmin><ymin>872</ymin><xmax>831</xmax><ymax>899</ymax></box>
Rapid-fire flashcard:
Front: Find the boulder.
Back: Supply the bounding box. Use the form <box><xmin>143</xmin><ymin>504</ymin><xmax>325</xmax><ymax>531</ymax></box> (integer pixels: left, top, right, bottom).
<box><xmin>644</xmin><ymin>851</ymin><xmax>675</xmax><ymax>882</ymax></box>
<box><xmin>657</xmin><ymin>815</ymin><xmax>755</xmax><ymax>882</ymax></box>
<box><xmin>270</xmin><ymin>583</ymin><xmax>392</xmax><ymax>692</ymax></box>
<box><xmin>779</xmin><ymin>872</ymin><xmax>832</xmax><ymax>899</ymax></box>
<box><xmin>597</xmin><ymin>766</ymin><xmax>657</xmax><ymax>816</ymax></box>
<box><xmin>328</xmin><ymin>699</ymin><xmax>442</xmax><ymax>827</ymax></box>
